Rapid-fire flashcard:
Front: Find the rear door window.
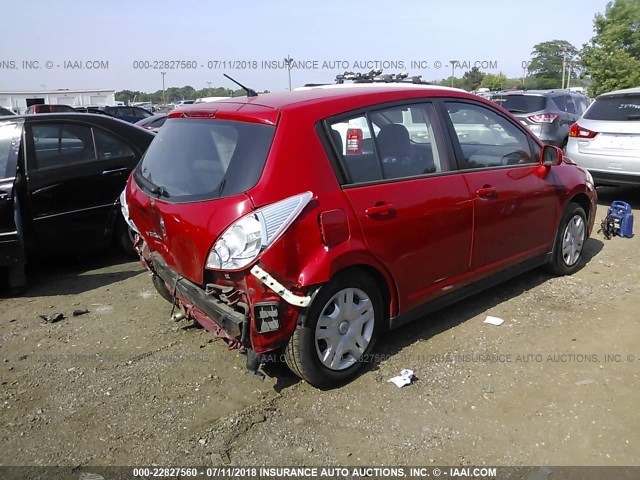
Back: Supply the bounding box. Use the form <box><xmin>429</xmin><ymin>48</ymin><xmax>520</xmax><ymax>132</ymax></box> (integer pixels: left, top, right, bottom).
<box><xmin>584</xmin><ymin>95</ymin><xmax>640</xmax><ymax>121</ymax></box>
<box><xmin>328</xmin><ymin>103</ymin><xmax>448</xmax><ymax>184</ymax></box>
<box><xmin>136</xmin><ymin>118</ymin><xmax>275</xmax><ymax>202</ymax></box>
<box><xmin>31</xmin><ymin>123</ymin><xmax>97</xmax><ymax>169</ymax></box>
<box><xmin>94</xmin><ymin>129</ymin><xmax>135</xmax><ymax>159</ymax></box>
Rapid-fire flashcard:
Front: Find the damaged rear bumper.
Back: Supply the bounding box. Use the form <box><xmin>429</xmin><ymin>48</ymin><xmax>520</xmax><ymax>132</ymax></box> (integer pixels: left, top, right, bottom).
<box><xmin>150</xmin><ymin>252</ymin><xmax>245</xmax><ymax>338</ymax></box>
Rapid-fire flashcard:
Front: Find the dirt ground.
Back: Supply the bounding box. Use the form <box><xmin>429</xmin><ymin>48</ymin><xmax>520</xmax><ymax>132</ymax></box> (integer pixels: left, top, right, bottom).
<box><xmin>1</xmin><ymin>187</ymin><xmax>640</xmax><ymax>470</ymax></box>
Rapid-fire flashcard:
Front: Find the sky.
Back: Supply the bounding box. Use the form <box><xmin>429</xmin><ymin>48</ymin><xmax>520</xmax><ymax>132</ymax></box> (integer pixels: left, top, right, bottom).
<box><xmin>0</xmin><ymin>0</ymin><xmax>610</xmax><ymax>94</ymax></box>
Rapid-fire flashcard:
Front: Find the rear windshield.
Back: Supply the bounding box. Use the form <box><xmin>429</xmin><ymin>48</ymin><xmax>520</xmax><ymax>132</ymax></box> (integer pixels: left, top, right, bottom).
<box><xmin>136</xmin><ymin>118</ymin><xmax>275</xmax><ymax>202</ymax></box>
<box><xmin>584</xmin><ymin>95</ymin><xmax>640</xmax><ymax>121</ymax></box>
<box><xmin>492</xmin><ymin>95</ymin><xmax>547</xmax><ymax>113</ymax></box>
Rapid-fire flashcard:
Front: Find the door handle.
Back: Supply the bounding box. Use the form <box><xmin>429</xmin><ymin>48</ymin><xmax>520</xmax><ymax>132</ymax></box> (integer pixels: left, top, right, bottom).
<box><xmin>476</xmin><ymin>186</ymin><xmax>496</xmax><ymax>198</ymax></box>
<box><xmin>0</xmin><ymin>192</ymin><xmax>9</xmax><ymax>200</ymax></box>
<box><xmin>365</xmin><ymin>203</ymin><xmax>394</xmax><ymax>217</ymax></box>
<box><xmin>102</xmin><ymin>167</ymin><xmax>128</xmax><ymax>175</ymax></box>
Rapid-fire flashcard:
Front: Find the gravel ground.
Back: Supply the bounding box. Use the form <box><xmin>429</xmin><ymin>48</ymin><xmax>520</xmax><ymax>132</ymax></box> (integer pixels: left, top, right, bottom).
<box><xmin>1</xmin><ymin>187</ymin><xmax>639</xmax><ymax>470</ymax></box>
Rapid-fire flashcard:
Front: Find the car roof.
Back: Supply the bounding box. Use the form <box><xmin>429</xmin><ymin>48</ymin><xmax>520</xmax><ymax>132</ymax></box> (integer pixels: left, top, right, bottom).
<box><xmin>0</xmin><ymin>112</ymin><xmax>154</xmax><ymax>130</ymax></box>
<box><xmin>176</xmin><ymin>84</ymin><xmax>470</xmax><ymax>114</ymax></box>
<box><xmin>598</xmin><ymin>86</ymin><xmax>640</xmax><ymax>98</ymax></box>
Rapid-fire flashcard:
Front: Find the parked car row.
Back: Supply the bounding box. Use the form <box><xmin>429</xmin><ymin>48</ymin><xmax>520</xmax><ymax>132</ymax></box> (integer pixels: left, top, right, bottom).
<box><xmin>121</xmin><ymin>83</ymin><xmax>597</xmax><ymax>388</ymax></box>
<box><xmin>484</xmin><ymin>87</ymin><xmax>639</xmax><ymax>187</ymax></box>
<box><xmin>1</xmin><ymin>104</ymin><xmax>155</xmax><ymax>124</ymax></box>
<box><xmin>488</xmin><ymin>89</ymin><xmax>590</xmax><ymax>148</ymax></box>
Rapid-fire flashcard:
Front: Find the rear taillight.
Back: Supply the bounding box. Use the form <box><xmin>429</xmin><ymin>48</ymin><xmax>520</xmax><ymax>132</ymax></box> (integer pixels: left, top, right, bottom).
<box><xmin>569</xmin><ymin>123</ymin><xmax>598</xmax><ymax>139</ymax></box>
<box><xmin>205</xmin><ymin>192</ymin><xmax>313</xmax><ymax>271</ymax></box>
<box><xmin>528</xmin><ymin>113</ymin><xmax>559</xmax><ymax>124</ymax></box>
<box><xmin>346</xmin><ymin>128</ymin><xmax>363</xmax><ymax>154</ymax></box>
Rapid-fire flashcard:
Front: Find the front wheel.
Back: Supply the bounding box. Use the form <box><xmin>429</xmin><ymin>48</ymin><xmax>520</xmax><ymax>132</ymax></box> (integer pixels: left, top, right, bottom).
<box><xmin>115</xmin><ymin>219</ymin><xmax>137</xmax><ymax>257</ymax></box>
<box><xmin>546</xmin><ymin>202</ymin><xmax>587</xmax><ymax>275</ymax></box>
<box><xmin>284</xmin><ymin>271</ymin><xmax>383</xmax><ymax>388</ymax></box>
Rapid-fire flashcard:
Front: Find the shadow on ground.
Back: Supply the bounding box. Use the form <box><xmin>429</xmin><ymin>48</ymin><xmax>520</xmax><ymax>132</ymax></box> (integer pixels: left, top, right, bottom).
<box><xmin>367</xmin><ymin>236</ymin><xmax>604</xmax><ymax>382</ymax></box>
<box><xmin>0</xmin><ymin>252</ymin><xmax>144</xmax><ymax>298</ymax></box>
<box><xmin>597</xmin><ymin>185</ymin><xmax>640</xmax><ymax>208</ymax></box>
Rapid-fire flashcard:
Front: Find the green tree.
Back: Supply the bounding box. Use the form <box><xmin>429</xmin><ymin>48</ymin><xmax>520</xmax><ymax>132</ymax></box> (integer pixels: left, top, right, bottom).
<box><xmin>528</xmin><ymin>40</ymin><xmax>579</xmax><ymax>88</ymax></box>
<box><xmin>480</xmin><ymin>73</ymin><xmax>508</xmax><ymax>90</ymax></box>
<box><xmin>462</xmin><ymin>67</ymin><xmax>486</xmax><ymax>91</ymax></box>
<box><xmin>582</xmin><ymin>0</ymin><xmax>640</xmax><ymax>96</ymax></box>
<box><xmin>433</xmin><ymin>76</ymin><xmax>465</xmax><ymax>88</ymax></box>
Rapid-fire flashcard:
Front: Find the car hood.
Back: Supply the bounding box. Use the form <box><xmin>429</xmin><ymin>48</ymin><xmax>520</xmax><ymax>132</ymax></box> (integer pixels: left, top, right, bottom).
<box><xmin>126</xmin><ymin>178</ymin><xmax>255</xmax><ymax>285</ymax></box>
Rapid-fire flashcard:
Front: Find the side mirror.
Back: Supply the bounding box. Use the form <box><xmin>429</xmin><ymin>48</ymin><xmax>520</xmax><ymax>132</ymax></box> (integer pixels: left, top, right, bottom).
<box><xmin>540</xmin><ymin>144</ymin><xmax>563</xmax><ymax>166</ymax></box>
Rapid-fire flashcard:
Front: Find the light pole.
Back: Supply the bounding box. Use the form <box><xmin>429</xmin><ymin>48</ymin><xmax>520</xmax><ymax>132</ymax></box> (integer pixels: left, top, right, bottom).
<box><xmin>449</xmin><ymin>60</ymin><xmax>456</xmax><ymax>87</ymax></box>
<box><xmin>207</xmin><ymin>81</ymin><xmax>212</xmax><ymax>92</ymax></box>
<box><xmin>561</xmin><ymin>47</ymin><xmax>567</xmax><ymax>89</ymax></box>
<box><xmin>161</xmin><ymin>71</ymin><xmax>166</xmax><ymax>105</ymax></box>
<box><xmin>284</xmin><ymin>55</ymin><xmax>294</xmax><ymax>91</ymax></box>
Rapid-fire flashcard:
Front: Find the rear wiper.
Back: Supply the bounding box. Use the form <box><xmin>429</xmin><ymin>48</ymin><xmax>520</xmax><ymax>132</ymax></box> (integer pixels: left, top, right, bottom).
<box><xmin>149</xmin><ymin>185</ymin><xmax>170</xmax><ymax>198</ymax></box>
<box><xmin>507</xmin><ymin>109</ymin><xmax>526</xmax><ymax>113</ymax></box>
<box><xmin>217</xmin><ymin>177</ymin><xmax>226</xmax><ymax>197</ymax></box>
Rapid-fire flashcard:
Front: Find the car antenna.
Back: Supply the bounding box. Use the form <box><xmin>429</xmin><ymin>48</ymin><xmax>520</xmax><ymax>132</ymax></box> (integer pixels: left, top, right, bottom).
<box><xmin>223</xmin><ymin>74</ymin><xmax>258</xmax><ymax>97</ymax></box>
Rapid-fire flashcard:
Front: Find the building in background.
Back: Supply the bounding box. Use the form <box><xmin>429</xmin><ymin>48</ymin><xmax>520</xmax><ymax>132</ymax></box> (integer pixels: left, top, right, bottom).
<box><xmin>0</xmin><ymin>89</ymin><xmax>116</xmax><ymax>114</ymax></box>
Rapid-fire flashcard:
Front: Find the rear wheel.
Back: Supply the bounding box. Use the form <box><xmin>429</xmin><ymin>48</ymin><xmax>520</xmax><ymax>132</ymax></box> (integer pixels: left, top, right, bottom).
<box><xmin>284</xmin><ymin>271</ymin><xmax>383</xmax><ymax>388</ymax></box>
<box><xmin>546</xmin><ymin>202</ymin><xmax>587</xmax><ymax>275</ymax></box>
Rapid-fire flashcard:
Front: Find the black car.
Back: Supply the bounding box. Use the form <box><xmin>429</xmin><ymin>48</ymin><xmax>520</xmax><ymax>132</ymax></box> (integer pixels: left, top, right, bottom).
<box><xmin>99</xmin><ymin>106</ymin><xmax>153</xmax><ymax>123</ymax></box>
<box><xmin>489</xmin><ymin>90</ymin><xmax>590</xmax><ymax>148</ymax></box>
<box><xmin>74</xmin><ymin>106</ymin><xmax>113</xmax><ymax>116</ymax></box>
<box><xmin>0</xmin><ymin>106</ymin><xmax>16</xmax><ymax>116</ymax></box>
<box><xmin>0</xmin><ymin>113</ymin><xmax>154</xmax><ymax>293</ymax></box>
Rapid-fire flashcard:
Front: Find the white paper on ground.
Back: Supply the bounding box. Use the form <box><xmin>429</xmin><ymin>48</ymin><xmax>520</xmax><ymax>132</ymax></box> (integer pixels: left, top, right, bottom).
<box><xmin>388</xmin><ymin>368</ymin><xmax>415</xmax><ymax>388</ymax></box>
<box><xmin>484</xmin><ymin>315</ymin><xmax>504</xmax><ymax>326</ymax></box>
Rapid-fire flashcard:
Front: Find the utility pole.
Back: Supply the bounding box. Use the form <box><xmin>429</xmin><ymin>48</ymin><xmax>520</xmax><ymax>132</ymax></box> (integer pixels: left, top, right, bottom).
<box><xmin>449</xmin><ymin>60</ymin><xmax>457</xmax><ymax>87</ymax></box>
<box><xmin>561</xmin><ymin>48</ymin><xmax>567</xmax><ymax>89</ymax></box>
<box><xmin>161</xmin><ymin>71</ymin><xmax>166</xmax><ymax>105</ymax></box>
<box><xmin>284</xmin><ymin>55</ymin><xmax>294</xmax><ymax>91</ymax></box>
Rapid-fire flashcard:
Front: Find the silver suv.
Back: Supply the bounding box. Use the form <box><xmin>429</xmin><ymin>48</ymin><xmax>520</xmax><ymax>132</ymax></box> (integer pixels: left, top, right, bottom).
<box><xmin>565</xmin><ymin>87</ymin><xmax>640</xmax><ymax>186</ymax></box>
<box><xmin>490</xmin><ymin>90</ymin><xmax>590</xmax><ymax>148</ymax></box>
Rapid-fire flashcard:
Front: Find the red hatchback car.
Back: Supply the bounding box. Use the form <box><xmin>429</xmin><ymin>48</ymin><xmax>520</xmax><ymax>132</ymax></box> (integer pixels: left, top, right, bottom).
<box><xmin>122</xmin><ymin>85</ymin><xmax>597</xmax><ymax>387</ymax></box>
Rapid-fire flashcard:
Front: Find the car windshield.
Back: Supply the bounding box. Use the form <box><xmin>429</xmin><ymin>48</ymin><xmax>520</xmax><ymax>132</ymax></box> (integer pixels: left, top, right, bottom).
<box><xmin>584</xmin><ymin>94</ymin><xmax>640</xmax><ymax>121</ymax></box>
<box><xmin>493</xmin><ymin>95</ymin><xmax>547</xmax><ymax>113</ymax></box>
<box><xmin>136</xmin><ymin>118</ymin><xmax>275</xmax><ymax>202</ymax></box>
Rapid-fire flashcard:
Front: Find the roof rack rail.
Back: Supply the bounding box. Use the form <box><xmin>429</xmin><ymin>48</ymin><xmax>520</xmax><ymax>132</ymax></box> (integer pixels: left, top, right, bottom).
<box><xmin>300</xmin><ymin>70</ymin><xmax>432</xmax><ymax>88</ymax></box>
<box><xmin>334</xmin><ymin>70</ymin><xmax>431</xmax><ymax>85</ymax></box>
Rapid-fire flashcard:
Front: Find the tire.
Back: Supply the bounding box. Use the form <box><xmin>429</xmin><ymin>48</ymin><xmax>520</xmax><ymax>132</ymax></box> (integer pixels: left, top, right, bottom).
<box><xmin>115</xmin><ymin>219</ymin><xmax>137</xmax><ymax>257</ymax></box>
<box><xmin>546</xmin><ymin>202</ymin><xmax>587</xmax><ymax>275</ymax></box>
<box><xmin>152</xmin><ymin>274</ymin><xmax>174</xmax><ymax>304</ymax></box>
<box><xmin>284</xmin><ymin>271</ymin><xmax>383</xmax><ymax>388</ymax></box>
